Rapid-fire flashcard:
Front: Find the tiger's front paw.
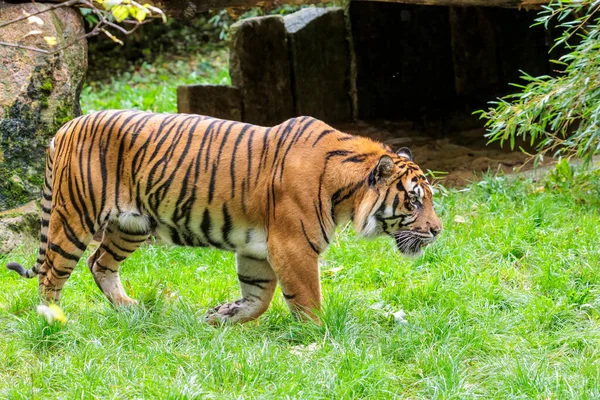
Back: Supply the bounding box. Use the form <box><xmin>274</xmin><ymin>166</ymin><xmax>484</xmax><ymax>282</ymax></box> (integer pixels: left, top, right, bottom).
<box><xmin>204</xmin><ymin>298</ymin><xmax>264</xmax><ymax>325</ymax></box>
<box><xmin>204</xmin><ymin>301</ymin><xmax>242</xmax><ymax>325</ymax></box>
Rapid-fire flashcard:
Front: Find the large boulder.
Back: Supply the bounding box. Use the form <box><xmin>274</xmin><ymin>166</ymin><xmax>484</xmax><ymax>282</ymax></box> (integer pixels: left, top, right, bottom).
<box><xmin>0</xmin><ymin>200</ymin><xmax>40</xmax><ymax>254</ymax></box>
<box><xmin>0</xmin><ymin>3</ymin><xmax>87</xmax><ymax>211</ymax></box>
<box><xmin>229</xmin><ymin>15</ymin><xmax>294</xmax><ymax>126</ymax></box>
<box><xmin>284</xmin><ymin>7</ymin><xmax>352</xmax><ymax>123</ymax></box>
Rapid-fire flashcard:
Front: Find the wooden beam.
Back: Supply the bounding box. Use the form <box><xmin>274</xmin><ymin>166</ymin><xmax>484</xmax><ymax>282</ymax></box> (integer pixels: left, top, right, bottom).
<box><xmin>352</xmin><ymin>0</ymin><xmax>548</xmax><ymax>8</ymax></box>
<box><xmin>0</xmin><ymin>0</ymin><xmax>549</xmax><ymax>18</ymax></box>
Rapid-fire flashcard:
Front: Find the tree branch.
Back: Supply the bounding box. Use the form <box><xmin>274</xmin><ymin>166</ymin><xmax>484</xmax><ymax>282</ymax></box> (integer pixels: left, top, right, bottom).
<box><xmin>0</xmin><ymin>0</ymin><xmax>81</xmax><ymax>30</ymax></box>
<box><xmin>0</xmin><ymin>0</ymin><xmax>158</xmax><ymax>55</ymax></box>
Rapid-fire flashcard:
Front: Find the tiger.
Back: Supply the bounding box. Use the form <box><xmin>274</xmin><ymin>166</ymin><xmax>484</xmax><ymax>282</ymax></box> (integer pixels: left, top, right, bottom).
<box><xmin>6</xmin><ymin>110</ymin><xmax>442</xmax><ymax>324</ymax></box>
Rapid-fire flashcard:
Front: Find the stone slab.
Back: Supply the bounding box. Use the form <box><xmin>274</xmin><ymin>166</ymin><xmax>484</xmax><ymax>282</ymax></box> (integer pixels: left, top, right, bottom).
<box><xmin>177</xmin><ymin>84</ymin><xmax>243</xmax><ymax>121</ymax></box>
<box><xmin>284</xmin><ymin>7</ymin><xmax>352</xmax><ymax>123</ymax></box>
<box><xmin>229</xmin><ymin>15</ymin><xmax>294</xmax><ymax>126</ymax></box>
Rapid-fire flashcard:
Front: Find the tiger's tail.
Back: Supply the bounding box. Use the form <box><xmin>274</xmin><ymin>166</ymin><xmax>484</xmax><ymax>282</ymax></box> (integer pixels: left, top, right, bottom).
<box><xmin>6</xmin><ymin>138</ymin><xmax>55</xmax><ymax>279</ymax></box>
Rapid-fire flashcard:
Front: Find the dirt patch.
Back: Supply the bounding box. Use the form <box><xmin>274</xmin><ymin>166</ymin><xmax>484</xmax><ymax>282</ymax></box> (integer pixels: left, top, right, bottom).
<box><xmin>336</xmin><ymin>120</ymin><xmax>544</xmax><ymax>187</ymax></box>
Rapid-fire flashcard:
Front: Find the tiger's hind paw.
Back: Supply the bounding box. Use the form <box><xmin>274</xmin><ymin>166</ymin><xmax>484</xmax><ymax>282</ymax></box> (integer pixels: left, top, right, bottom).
<box><xmin>111</xmin><ymin>295</ymin><xmax>138</xmax><ymax>307</ymax></box>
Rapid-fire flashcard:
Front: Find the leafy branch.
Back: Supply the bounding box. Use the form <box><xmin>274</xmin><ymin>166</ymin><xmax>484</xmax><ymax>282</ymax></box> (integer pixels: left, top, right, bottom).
<box><xmin>0</xmin><ymin>0</ymin><xmax>166</xmax><ymax>55</ymax></box>
<box><xmin>479</xmin><ymin>0</ymin><xmax>600</xmax><ymax>166</ymax></box>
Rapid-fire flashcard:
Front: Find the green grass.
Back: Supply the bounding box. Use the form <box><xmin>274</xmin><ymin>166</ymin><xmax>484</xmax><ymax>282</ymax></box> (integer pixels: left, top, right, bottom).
<box><xmin>2</xmin><ymin>173</ymin><xmax>600</xmax><ymax>398</ymax></box>
<box><xmin>80</xmin><ymin>48</ymin><xmax>230</xmax><ymax>114</ymax></box>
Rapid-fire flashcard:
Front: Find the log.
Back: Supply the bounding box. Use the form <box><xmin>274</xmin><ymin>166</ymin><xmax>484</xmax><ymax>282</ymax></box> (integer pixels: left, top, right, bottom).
<box><xmin>0</xmin><ymin>0</ymin><xmax>549</xmax><ymax>18</ymax></box>
<box><xmin>352</xmin><ymin>0</ymin><xmax>547</xmax><ymax>8</ymax></box>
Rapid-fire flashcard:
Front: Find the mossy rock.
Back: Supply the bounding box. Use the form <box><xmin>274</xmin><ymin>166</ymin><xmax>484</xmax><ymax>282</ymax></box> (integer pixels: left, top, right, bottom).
<box><xmin>0</xmin><ymin>4</ymin><xmax>87</xmax><ymax>211</ymax></box>
<box><xmin>0</xmin><ymin>200</ymin><xmax>40</xmax><ymax>254</ymax></box>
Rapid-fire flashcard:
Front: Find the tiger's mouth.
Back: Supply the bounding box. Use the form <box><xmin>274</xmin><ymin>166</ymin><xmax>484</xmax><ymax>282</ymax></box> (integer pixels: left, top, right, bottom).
<box><xmin>391</xmin><ymin>231</ymin><xmax>435</xmax><ymax>256</ymax></box>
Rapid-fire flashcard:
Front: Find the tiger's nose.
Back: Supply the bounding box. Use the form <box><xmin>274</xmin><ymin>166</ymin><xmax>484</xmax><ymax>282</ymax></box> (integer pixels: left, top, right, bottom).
<box><xmin>430</xmin><ymin>226</ymin><xmax>441</xmax><ymax>237</ymax></box>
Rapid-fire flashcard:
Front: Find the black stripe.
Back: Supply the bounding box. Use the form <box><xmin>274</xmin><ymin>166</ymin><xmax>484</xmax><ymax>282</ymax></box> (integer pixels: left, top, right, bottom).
<box><xmin>95</xmin><ymin>261</ymin><xmax>118</xmax><ymax>273</ymax></box>
<box><xmin>312</xmin><ymin>129</ymin><xmax>335</xmax><ymax>147</ymax></box>
<box><xmin>208</xmin><ymin>161</ymin><xmax>218</xmax><ymax>204</ymax></box>
<box><xmin>229</xmin><ymin>124</ymin><xmax>252</xmax><ymax>198</ymax></box>
<box><xmin>326</xmin><ymin>150</ymin><xmax>353</xmax><ymax>160</ymax></box>
<box><xmin>392</xmin><ymin>194</ymin><xmax>400</xmax><ymax>212</ymax></box>
<box><xmin>240</xmin><ymin>254</ymin><xmax>266</xmax><ymax>262</ymax></box>
<box><xmin>52</xmin><ymin>266</ymin><xmax>72</xmax><ymax>278</ymax></box>
<box><xmin>313</xmin><ymin>202</ymin><xmax>330</xmax><ymax>245</ymax></box>
<box><xmin>204</xmin><ymin>120</ymin><xmax>228</xmax><ymax>171</ymax></box>
<box><xmin>119</xmin><ymin>225</ymin><xmax>150</xmax><ymax>236</ymax></box>
<box><xmin>300</xmin><ymin>221</ymin><xmax>320</xmax><ymax>254</ymax></box>
<box><xmin>331</xmin><ymin>181</ymin><xmax>365</xmax><ymax>207</ymax></box>
<box><xmin>121</xmin><ymin>235</ymin><xmax>148</xmax><ymax>244</ymax></box>
<box><xmin>279</xmin><ymin>118</ymin><xmax>317</xmax><ymax>181</ymax></box>
<box><xmin>342</xmin><ymin>153</ymin><xmax>375</xmax><ymax>163</ymax></box>
<box><xmin>111</xmin><ymin>241</ymin><xmax>138</xmax><ymax>254</ymax></box>
<box><xmin>49</xmin><ymin>242</ymin><xmax>80</xmax><ymax>262</ymax></box>
<box><xmin>100</xmin><ymin>244</ymin><xmax>126</xmax><ymax>262</ymax></box>
<box><xmin>237</xmin><ymin>274</ymin><xmax>272</xmax><ymax>290</ymax></box>
<box><xmin>221</xmin><ymin>204</ymin><xmax>235</xmax><ymax>249</ymax></box>
<box><xmin>246</xmin><ymin>128</ymin><xmax>255</xmax><ymax>191</ymax></box>
<box><xmin>200</xmin><ymin>209</ymin><xmax>223</xmax><ymax>248</ymax></box>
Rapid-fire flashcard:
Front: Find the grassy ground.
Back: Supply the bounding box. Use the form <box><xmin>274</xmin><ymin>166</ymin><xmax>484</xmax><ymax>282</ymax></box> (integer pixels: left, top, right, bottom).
<box><xmin>1</xmin><ymin>172</ymin><xmax>600</xmax><ymax>398</ymax></box>
<box><xmin>80</xmin><ymin>48</ymin><xmax>230</xmax><ymax>114</ymax></box>
<box><xmin>4</xmin><ymin>39</ymin><xmax>600</xmax><ymax>398</ymax></box>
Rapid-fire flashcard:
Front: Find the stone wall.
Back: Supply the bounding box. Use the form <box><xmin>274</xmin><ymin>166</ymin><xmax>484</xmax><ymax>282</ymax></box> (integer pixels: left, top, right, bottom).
<box><xmin>0</xmin><ymin>3</ymin><xmax>87</xmax><ymax>211</ymax></box>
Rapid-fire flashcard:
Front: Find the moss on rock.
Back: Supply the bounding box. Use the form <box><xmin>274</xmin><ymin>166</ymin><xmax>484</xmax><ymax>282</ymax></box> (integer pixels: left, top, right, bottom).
<box><xmin>0</xmin><ymin>4</ymin><xmax>87</xmax><ymax>211</ymax></box>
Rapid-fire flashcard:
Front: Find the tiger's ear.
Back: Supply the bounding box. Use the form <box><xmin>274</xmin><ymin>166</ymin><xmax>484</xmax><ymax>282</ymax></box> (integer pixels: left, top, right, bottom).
<box><xmin>397</xmin><ymin>147</ymin><xmax>413</xmax><ymax>161</ymax></box>
<box><xmin>369</xmin><ymin>155</ymin><xmax>394</xmax><ymax>186</ymax></box>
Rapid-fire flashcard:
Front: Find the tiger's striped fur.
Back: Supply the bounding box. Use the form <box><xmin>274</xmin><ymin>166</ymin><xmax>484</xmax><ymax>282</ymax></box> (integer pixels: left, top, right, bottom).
<box><xmin>7</xmin><ymin>110</ymin><xmax>441</xmax><ymax>323</ymax></box>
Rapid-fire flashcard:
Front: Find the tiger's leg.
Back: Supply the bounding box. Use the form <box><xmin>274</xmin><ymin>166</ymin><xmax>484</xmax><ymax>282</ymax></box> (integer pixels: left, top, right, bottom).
<box><xmin>205</xmin><ymin>254</ymin><xmax>277</xmax><ymax>324</ymax></box>
<box><xmin>268</xmin><ymin>228</ymin><xmax>322</xmax><ymax>322</ymax></box>
<box><xmin>39</xmin><ymin>210</ymin><xmax>93</xmax><ymax>303</ymax></box>
<box><xmin>87</xmin><ymin>222</ymin><xmax>148</xmax><ymax>306</ymax></box>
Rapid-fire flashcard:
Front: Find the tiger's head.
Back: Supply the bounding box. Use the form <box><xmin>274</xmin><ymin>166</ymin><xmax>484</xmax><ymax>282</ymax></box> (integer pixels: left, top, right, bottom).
<box><xmin>355</xmin><ymin>147</ymin><xmax>442</xmax><ymax>256</ymax></box>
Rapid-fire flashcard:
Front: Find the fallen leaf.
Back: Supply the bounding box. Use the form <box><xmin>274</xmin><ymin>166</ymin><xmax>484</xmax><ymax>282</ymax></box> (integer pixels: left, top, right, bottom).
<box><xmin>27</xmin><ymin>15</ymin><xmax>44</xmax><ymax>26</ymax></box>
<box><xmin>23</xmin><ymin>30</ymin><xmax>42</xmax><ymax>39</ymax></box>
<box><xmin>290</xmin><ymin>342</ymin><xmax>319</xmax><ymax>357</ymax></box>
<box><xmin>324</xmin><ymin>266</ymin><xmax>344</xmax><ymax>276</ymax></box>
<box><xmin>453</xmin><ymin>215</ymin><xmax>466</xmax><ymax>224</ymax></box>
<box><xmin>37</xmin><ymin>304</ymin><xmax>67</xmax><ymax>325</ymax></box>
<box><xmin>393</xmin><ymin>309</ymin><xmax>407</xmax><ymax>325</ymax></box>
<box><xmin>43</xmin><ymin>36</ymin><xmax>57</xmax><ymax>47</ymax></box>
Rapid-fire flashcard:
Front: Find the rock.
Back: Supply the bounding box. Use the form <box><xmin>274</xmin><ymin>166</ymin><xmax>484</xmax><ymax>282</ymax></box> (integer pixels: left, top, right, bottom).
<box><xmin>229</xmin><ymin>15</ymin><xmax>294</xmax><ymax>126</ymax></box>
<box><xmin>177</xmin><ymin>84</ymin><xmax>243</xmax><ymax>121</ymax></box>
<box><xmin>0</xmin><ymin>4</ymin><xmax>87</xmax><ymax>211</ymax></box>
<box><xmin>284</xmin><ymin>7</ymin><xmax>352</xmax><ymax>123</ymax></box>
<box><xmin>0</xmin><ymin>200</ymin><xmax>40</xmax><ymax>254</ymax></box>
